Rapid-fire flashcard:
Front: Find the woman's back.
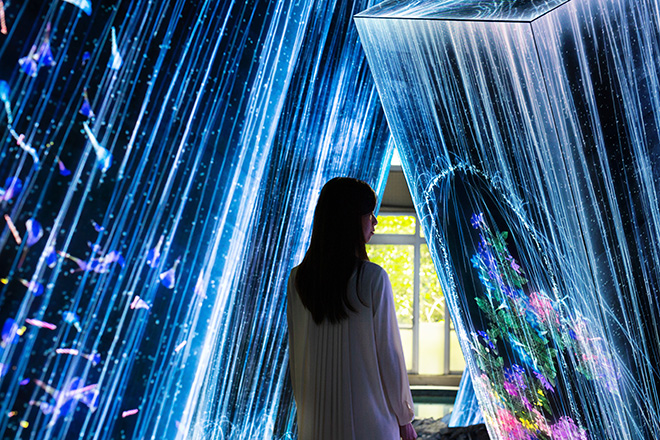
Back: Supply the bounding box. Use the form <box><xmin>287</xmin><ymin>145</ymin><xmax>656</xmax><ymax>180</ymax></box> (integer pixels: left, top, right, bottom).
<box><xmin>287</xmin><ymin>261</ymin><xmax>414</xmax><ymax>440</ymax></box>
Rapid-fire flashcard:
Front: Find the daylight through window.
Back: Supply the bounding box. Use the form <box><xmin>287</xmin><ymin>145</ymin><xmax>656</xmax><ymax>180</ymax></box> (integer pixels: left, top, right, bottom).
<box><xmin>367</xmin><ymin>214</ymin><xmax>465</xmax><ymax>376</ymax></box>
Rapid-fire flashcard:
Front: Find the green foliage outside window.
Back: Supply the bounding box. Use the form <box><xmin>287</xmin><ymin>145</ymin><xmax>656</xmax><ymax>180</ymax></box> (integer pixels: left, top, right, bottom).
<box><xmin>374</xmin><ymin>215</ymin><xmax>416</xmax><ymax>235</ymax></box>
<box><xmin>420</xmin><ymin>245</ymin><xmax>444</xmax><ymax>322</ymax></box>
<box><xmin>367</xmin><ymin>215</ymin><xmax>445</xmax><ymax>325</ymax></box>
<box><xmin>367</xmin><ymin>244</ymin><xmax>414</xmax><ymax>325</ymax></box>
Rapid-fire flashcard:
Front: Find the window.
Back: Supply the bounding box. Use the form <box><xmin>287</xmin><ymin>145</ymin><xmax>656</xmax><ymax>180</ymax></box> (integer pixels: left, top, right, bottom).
<box><xmin>367</xmin><ymin>214</ymin><xmax>465</xmax><ymax>376</ymax></box>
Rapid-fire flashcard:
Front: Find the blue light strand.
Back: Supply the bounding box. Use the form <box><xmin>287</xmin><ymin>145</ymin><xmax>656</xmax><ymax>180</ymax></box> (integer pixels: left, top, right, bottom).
<box><xmin>356</xmin><ymin>0</ymin><xmax>660</xmax><ymax>438</ymax></box>
<box><xmin>2</xmin><ymin>2</ymin><xmax>306</xmax><ymax>438</ymax></box>
<box><xmin>0</xmin><ymin>0</ymin><xmax>392</xmax><ymax>438</ymax></box>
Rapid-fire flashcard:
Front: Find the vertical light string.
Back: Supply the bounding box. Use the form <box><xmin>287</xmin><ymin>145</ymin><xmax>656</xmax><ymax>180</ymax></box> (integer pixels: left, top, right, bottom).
<box><xmin>0</xmin><ymin>0</ymin><xmax>391</xmax><ymax>439</ymax></box>
<box><xmin>180</xmin><ymin>0</ymin><xmax>392</xmax><ymax>438</ymax></box>
<box><xmin>356</xmin><ymin>0</ymin><xmax>660</xmax><ymax>438</ymax></box>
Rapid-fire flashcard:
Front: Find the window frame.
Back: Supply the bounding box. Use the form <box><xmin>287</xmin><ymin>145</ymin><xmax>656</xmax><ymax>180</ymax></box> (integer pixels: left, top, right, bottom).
<box><xmin>369</xmin><ymin>211</ymin><xmax>457</xmax><ymax>376</ymax></box>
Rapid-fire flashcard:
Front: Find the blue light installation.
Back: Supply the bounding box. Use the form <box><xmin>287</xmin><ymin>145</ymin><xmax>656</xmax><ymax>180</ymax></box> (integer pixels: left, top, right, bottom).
<box><xmin>178</xmin><ymin>0</ymin><xmax>393</xmax><ymax>437</ymax></box>
<box><xmin>0</xmin><ymin>0</ymin><xmax>391</xmax><ymax>439</ymax></box>
<box><xmin>356</xmin><ymin>0</ymin><xmax>660</xmax><ymax>438</ymax></box>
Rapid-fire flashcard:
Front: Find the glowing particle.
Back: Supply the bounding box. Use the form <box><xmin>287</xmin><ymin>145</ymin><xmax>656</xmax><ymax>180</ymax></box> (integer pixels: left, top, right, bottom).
<box><xmin>108</xmin><ymin>27</ymin><xmax>122</xmax><ymax>70</ymax></box>
<box><xmin>0</xmin><ymin>177</ymin><xmax>22</xmax><ymax>202</ymax></box>
<box><xmin>2</xmin><ymin>318</ymin><xmax>18</xmax><ymax>345</ymax></box>
<box><xmin>130</xmin><ymin>295</ymin><xmax>150</xmax><ymax>310</ymax></box>
<box><xmin>122</xmin><ymin>408</ymin><xmax>139</xmax><ymax>418</ymax></box>
<box><xmin>19</xmin><ymin>420</ymin><xmax>28</xmax><ymax>428</ymax></box>
<box><xmin>9</xmin><ymin>128</ymin><xmax>39</xmax><ymax>164</ymax></box>
<box><xmin>80</xmin><ymin>89</ymin><xmax>95</xmax><ymax>118</ymax></box>
<box><xmin>0</xmin><ymin>1</ymin><xmax>7</xmax><ymax>35</ymax></box>
<box><xmin>4</xmin><ymin>214</ymin><xmax>22</xmax><ymax>244</ymax></box>
<box><xmin>18</xmin><ymin>23</ymin><xmax>55</xmax><ymax>77</ymax></box>
<box><xmin>7</xmin><ymin>411</ymin><xmax>17</xmax><ymax>418</ymax></box>
<box><xmin>0</xmin><ymin>79</ymin><xmax>11</xmax><ymax>123</ymax></box>
<box><xmin>62</xmin><ymin>311</ymin><xmax>82</xmax><ymax>332</ymax></box>
<box><xmin>82</xmin><ymin>121</ymin><xmax>112</xmax><ymax>172</ymax></box>
<box><xmin>63</xmin><ymin>0</ymin><xmax>92</xmax><ymax>16</ymax></box>
<box><xmin>25</xmin><ymin>318</ymin><xmax>56</xmax><ymax>330</ymax></box>
<box><xmin>19</xmin><ymin>378</ymin><xmax>29</xmax><ymax>386</ymax></box>
<box><xmin>25</xmin><ymin>218</ymin><xmax>43</xmax><ymax>247</ymax></box>
<box><xmin>44</xmin><ymin>246</ymin><xmax>57</xmax><ymax>268</ymax></box>
<box><xmin>55</xmin><ymin>348</ymin><xmax>80</xmax><ymax>356</ymax></box>
<box><xmin>146</xmin><ymin>235</ymin><xmax>164</xmax><ymax>268</ymax></box>
<box><xmin>174</xmin><ymin>340</ymin><xmax>186</xmax><ymax>353</ymax></box>
<box><xmin>18</xmin><ymin>279</ymin><xmax>44</xmax><ymax>296</ymax></box>
<box><xmin>159</xmin><ymin>257</ymin><xmax>180</xmax><ymax>289</ymax></box>
<box><xmin>56</xmin><ymin>157</ymin><xmax>71</xmax><ymax>176</ymax></box>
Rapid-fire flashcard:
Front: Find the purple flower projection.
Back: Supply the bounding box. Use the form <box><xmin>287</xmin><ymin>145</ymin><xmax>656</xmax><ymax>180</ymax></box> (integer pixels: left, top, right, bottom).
<box><xmin>469</xmin><ymin>212</ymin><xmax>622</xmax><ymax>440</ymax></box>
<box><xmin>356</xmin><ymin>0</ymin><xmax>660</xmax><ymax>436</ymax></box>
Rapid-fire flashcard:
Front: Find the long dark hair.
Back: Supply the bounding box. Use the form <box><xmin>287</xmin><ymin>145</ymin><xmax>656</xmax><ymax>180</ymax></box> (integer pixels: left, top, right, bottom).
<box><xmin>295</xmin><ymin>177</ymin><xmax>376</xmax><ymax>324</ymax></box>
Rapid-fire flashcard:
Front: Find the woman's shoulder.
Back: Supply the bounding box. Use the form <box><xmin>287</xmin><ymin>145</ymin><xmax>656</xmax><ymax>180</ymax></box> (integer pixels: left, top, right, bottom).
<box><xmin>361</xmin><ymin>260</ymin><xmax>389</xmax><ymax>280</ymax></box>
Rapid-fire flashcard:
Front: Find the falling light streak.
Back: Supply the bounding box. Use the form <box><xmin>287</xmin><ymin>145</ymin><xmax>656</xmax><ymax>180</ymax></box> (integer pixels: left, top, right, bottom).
<box><xmin>107</xmin><ymin>26</ymin><xmax>122</xmax><ymax>70</ymax></box>
<box><xmin>82</xmin><ymin>121</ymin><xmax>112</xmax><ymax>173</ymax></box>
<box><xmin>356</xmin><ymin>0</ymin><xmax>660</xmax><ymax>438</ymax></box>
<box><xmin>24</xmin><ymin>319</ymin><xmax>56</xmax><ymax>330</ymax></box>
<box><xmin>4</xmin><ymin>214</ymin><xmax>21</xmax><ymax>244</ymax></box>
<box><xmin>0</xmin><ymin>1</ymin><xmax>6</xmax><ymax>35</ymax></box>
<box><xmin>173</xmin><ymin>340</ymin><xmax>186</xmax><ymax>353</ymax></box>
<box><xmin>0</xmin><ymin>0</ymin><xmax>391</xmax><ymax>439</ymax></box>
<box><xmin>122</xmin><ymin>408</ymin><xmax>139</xmax><ymax>418</ymax></box>
<box><xmin>8</xmin><ymin>128</ymin><xmax>40</xmax><ymax>165</ymax></box>
<box><xmin>55</xmin><ymin>348</ymin><xmax>101</xmax><ymax>365</ymax></box>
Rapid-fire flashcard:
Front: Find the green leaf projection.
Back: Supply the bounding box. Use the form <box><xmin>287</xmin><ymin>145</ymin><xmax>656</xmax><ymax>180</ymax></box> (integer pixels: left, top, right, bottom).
<box><xmin>356</xmin><ymin>0</ymin><xmax>660</xmax><ymax>437</ymax></box>
<box><xmin>468</xmin><ymin>212</ymin><xmax>624</xmax><ymax>440</ymax></box>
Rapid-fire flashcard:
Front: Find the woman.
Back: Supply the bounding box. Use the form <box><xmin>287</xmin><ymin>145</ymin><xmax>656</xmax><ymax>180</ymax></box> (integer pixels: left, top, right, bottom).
<box><xmin>287</xmin><ymin>177</ymin><xmax>417</xmax><ymax>440</ymax></box>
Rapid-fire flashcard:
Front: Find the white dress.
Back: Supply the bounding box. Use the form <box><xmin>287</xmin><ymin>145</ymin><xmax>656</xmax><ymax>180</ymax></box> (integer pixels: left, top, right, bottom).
<box><xmin>287</xmin><ymin>262</ymin><xmax>415</xmax><ymax>440</ymax></box>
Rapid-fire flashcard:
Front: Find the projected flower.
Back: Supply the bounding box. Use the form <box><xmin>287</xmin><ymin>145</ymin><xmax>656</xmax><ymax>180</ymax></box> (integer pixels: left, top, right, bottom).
<box><xmin>468</xmin><ymin>212</ymin><xmax>620</xmax><ymax>440</ymax></box>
